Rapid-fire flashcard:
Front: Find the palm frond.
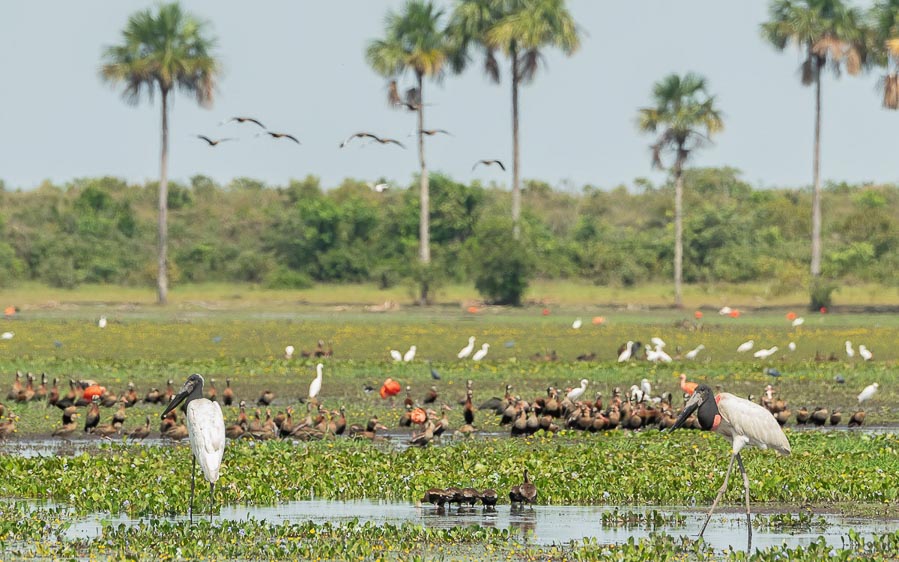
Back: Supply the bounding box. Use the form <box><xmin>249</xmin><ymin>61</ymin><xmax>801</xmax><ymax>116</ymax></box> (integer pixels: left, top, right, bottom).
<box><xmin>388</xmin><ymin>79</ymin><xmax>402</xmax><ymax>107</ymax></box>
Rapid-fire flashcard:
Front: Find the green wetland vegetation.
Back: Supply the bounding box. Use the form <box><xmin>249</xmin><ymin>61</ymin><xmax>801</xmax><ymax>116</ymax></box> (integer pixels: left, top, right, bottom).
<box><xmin>0</xmin><ymin>310</ymin><xmax>897</xmax><ymax>559</ymax></box>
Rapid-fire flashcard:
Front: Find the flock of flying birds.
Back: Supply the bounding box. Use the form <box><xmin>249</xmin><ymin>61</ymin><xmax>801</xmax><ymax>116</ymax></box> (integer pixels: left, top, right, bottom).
<box><xmin>195</xmin><ymin>115</ymin><xmax>507</xmax><ymax>183</ymax></box>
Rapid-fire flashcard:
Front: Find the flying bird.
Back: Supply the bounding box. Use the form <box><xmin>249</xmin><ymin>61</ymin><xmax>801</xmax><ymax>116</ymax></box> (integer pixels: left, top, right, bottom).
<box><xmin>420</xmin><ymin>128</ymin><xmax>451</xmax><ymax>136</ymax></box>
<box><xmin>224</xmin><ymin>116</ymin><xmax>265</xmax><ymax>129</ymax></box>
<box><xmin>263</xmin><ymin>131</ymin><xmax>300</xmax><ymax>144</ymax></box>
<box><xmin>160</xmin><ymin>374</ymin><xmax>225</xmax><ymax>524</ymax></box>
<box><xmin>197</xmin><ymin>135</ymin><xmax>236</xmax><ymax>146</ymax></box>
<box><xmin>472</xmin><ymin>159</ymin><xmax>506</xmax><ymax>172</ymax></box>
<box><xmin>368</xmin><ymin>182</ymin><xmax>389</xmax><ymax>193</ymax></box>
<box><xmin>669</xmin><ymin>384</ymin><xmax>791</xmax><ymax>550</ymax></box>
<box><xmin>339</xmin><ymin>132</ymin><xmax>404</xmax><ymax>149</ymax></box>
<box><xmin>857</xmin><ymin>382</ymin><xmax>879</xmax><ymax>403</ymax></box>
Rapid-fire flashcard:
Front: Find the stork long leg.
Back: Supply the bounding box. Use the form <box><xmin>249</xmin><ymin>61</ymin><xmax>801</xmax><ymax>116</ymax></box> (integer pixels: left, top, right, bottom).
<box><xmin>699</xmin><ymin>453</ymin><xmax>736</xmax><ymax>538</ymax></box>
<box><xmin>189</xmin><ymin>455</ymin><xmax>196</xmax><ymax>525</ymax></box>
<box><xmin>209</xmin><ymin>483</ymin><xmax>215</xmax><ymax>523</ymax></box>
<box><xmin>735</xmin><ymin>454</ymin><xmax>752</xmax><ymax>551</ymax></box>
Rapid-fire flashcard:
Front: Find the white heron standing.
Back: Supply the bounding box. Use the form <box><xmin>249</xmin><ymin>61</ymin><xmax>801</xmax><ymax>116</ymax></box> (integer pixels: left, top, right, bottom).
<box><xmin>669</xmin><ymin>383</ymin><xmax>790</xmax><ymax>550</ymax></box>
<box><xmin>845</xmin><ymin>340</ymin><xmax>855</xmax><ymax>359</ymax></box>
<box><xmin>788</xmin><ymin>341</ymin><xmax>796</xmax><ymax>352</ymax></box>
<box><xmin>753</xmin><ymin>346</ymin><xmax>779</xmax><ymax>359</ymax></box>
<box><xmin>457</xmin><ymin>336</ymin><xmax>476</xmax><ymax>359</ymax></box>
<box><xmin>791</xmin><ymin>317</ymin><xmax>804</xmax><ymax>327</ymax></box>
<box><xmin>640</xmin><ymin>378</ymin><xmax>652</xmax><ymax>399</ymax></box>
<box><xmin>160</xmin><ymin>374</ymin><xmax>225</xmax><ymax>524</ymax></box>
<box><xmin>309</xmin><ymin>363</ymin><xmax>323</xmax><ymax>402</ymax></box>
<box><xmin>472</xmin><ymin>343</ymin><xmax>490</xmax><ymax>361</ymax></box>
<box><xmin>389</xmin><ymin>349</ymin><xmax>403</xmax><ymax>362</ymax></box>
<box><xmin>571</xmin><ymin>318</ymin><xmax>582</xmax><ymax>330</ymax></box>
<box><xmin>858</xmin><ymin>382</ymin><xmax>879</xmax><ymax>404</ymax></box>
<box><xmin>617</xmin><ymin>341</ymin><xmax>634</xmax><ymax>362</ymax></box>
<box><xmin>685</xmin><ymin>344</ymin><xmax>705</xmax><ymax>360</ymax></box>
<box><xmin>98</xmin><ymin>316</ymin><xmax>107</xmax><ymax>329</ymax></box>
<box><xmin>403</xmin><ymin>345</ymin><xmax>417</xmax><ymax>362</ymax></box>
<box><xmin>567</xmin><ymin>379</ymin><xmax>588</xmax><ymax>402</ymax></box>
<box><xmin>736</xmin><ymin>340</ymin><xmax>754</xmax><ymax>353</ymax></box>
<box><xmin>0</xmin><ymin>332</ymin><xmax>13</xmax><ymax>340</ymax></box>
<box><xmin>858</xmin><ymin>345</ymin><xmax>873</xmax><ymax>361</ymax></box>
<box><xmin>284</xmin><ymin>345</ymin><xmax>295</xmax><ymax>360</ymax></box>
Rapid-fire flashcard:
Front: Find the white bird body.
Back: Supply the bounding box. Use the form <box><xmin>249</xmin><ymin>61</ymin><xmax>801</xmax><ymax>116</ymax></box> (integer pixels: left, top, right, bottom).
<box><xmin>788</xmin><ymin>341</ymin><xmax>796</xmax><ymax>352</ymax></box>
<box><xmin>640</xmin><ymin>378</ymin><xmax>652</xmax><ymax>399</ymax></box>
<box><xmin>572</xmin><ymin>318</ymin><xmax>582</xmax><ymax>330</ymax></box>
<box><xmin>858</xmin><ymin>382</ymin><xmax>879</xmax><ymax>403</ymax></box>
<box><xmin>617</xmin><ymin>341</ymin><xmax>634</xmax><ymax>362</ymax></box>
<box><xmin>858</xmin><ymin>345</ymin><xmax>873</xmax><ymax>361</ymax></box>
<box><xmin>186</xmin><ymin>398</ymin><xmax>226</xmax><ymax>486</ymax></box>
<box><xmin>472</xmin><ymin>343</ymin><xmax>490</xmax><ymax>361</ymax></box>
<box><xmin>685</xmin><ymin>344</ymin><xmax>705</xmax><ymax>360</ymax></box>
<box><xmin>753</xmin><ymin>346</ymin><xmax>779</xmax><ymax>359</ymax></box>
<box><xmin>567</xmin><ymin>379</ymin><xmax>588</xmax><ymax>402</ymax></box>
<box><xmin>736</xmin><ymin>340</ymin><xmax>754</xmax><ymax>353</ymax></box>
<box><xmin>651</xmin><ymin>337</ymin><xmax>666</xmax><ymax>349</ymax></box>
<box><xmin>0</xmin><ymin>332</ymin><xmax>13</xmax><ymax>340</ymax></box>
<box><xmin>285</xmin><ymin>345</ymin><xmax>295</xmax><ymax>359</ymax></box>
<box><xmin>845</xmin><ymin>340</ymin><xmax>855</xmax><ymax>358</ymax></box>
<box><xmin>98</xmin><ymin>316</ymin><xmax>107</xmax><ymax>329</ymax></box>
<box><xmin>715</xmin><ymin>393</ymin><xmax>792</xmax><ymax>456</ymax></box>
<box><xmin>368</xmin><ymin>182</ymin><xmax>389</xmax><ymax>193</ymax></box>
<box><xmin>629</xmin><ymin>384</ymin><xmax>644</xmax><ymax>403</ymax></box>
<box><xmin>718</xmin><ymin>306</ymin><xmax>732</xmax><ymax>315</ymax></box>
<box><xmin>457</xmin><ymin>337</ymin><xmax>476</xmax><ymax>359</ymax></box>
<box><xmin>791</xmin><ymin>317</ymin><xmax>804</xmax><ymax>327</ymax></box>
<box><xmin>309</xmin><ymin>363</ymin><xmax>323</xmax><ymax>400</ymax></box>
<box><xmin>647</xmin><ymin>345</ymin><xmax>672</xmax><ymax>362</ymax></box>
<box><xmin>403</xmin><ymin>345</ymin><xmax>417</xmax><ymax>362</ymax></box>
<box><xmin>389</xmin><ymin>349</ymin><xmax>403</xmax><ymax>362</ymax></box>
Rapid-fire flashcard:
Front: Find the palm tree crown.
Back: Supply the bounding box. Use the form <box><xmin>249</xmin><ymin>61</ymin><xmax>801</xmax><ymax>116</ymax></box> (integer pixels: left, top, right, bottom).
<box><xmin>870</xmin><ymin>0</ymin><xmax>899</xmax><ymax>108</ymax></box>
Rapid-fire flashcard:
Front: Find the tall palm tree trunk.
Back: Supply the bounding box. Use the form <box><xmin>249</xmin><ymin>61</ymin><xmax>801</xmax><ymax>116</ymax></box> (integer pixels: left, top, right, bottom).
<box><xmin>157</xmin><ymin>88</ymin><xmax>170</xmax><ymax>305</ymax></box>
<box><xmin>673</xmin><ymin>154</ymin><xmax>685</xmax><ymax>309</ymax></box>
<box><xmin>416</xmin><ymin>73</ymin><xmax>430</xmax><ymax>304</ymax></box>
<box><xmin>810</xmin><ymin>63</ymin><xmax>822</xmax><ymax>280</ymax></box>
<box><xmin>511</xmin><ymin>45</ymin><xmax>521</xmax><ymax>240</ymax></box>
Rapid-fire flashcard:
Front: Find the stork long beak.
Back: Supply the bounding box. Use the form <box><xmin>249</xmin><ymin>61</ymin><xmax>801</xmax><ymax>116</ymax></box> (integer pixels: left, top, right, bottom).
<box><xmin>161</xmin><ymin>380</ymin><xmax>194</xmax><ymax>419</ymax></box>
<box><xmin>669</xmin><ymin>391</ymin><xmax>704</xmax><ymax>432</ymax></box>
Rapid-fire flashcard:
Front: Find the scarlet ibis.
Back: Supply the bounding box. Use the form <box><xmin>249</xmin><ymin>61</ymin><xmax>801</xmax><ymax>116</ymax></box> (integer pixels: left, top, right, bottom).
<box><xmin>858</xmin><ymin>383</ymin><xmax>879</xmax><ymax>403</ymax></box>
<box><xmin>457</xmin><ymin>336</ymin><xmax>476</xmax><ymax>359</ymax></box>
<box><xmin>679</xmin><ymin>373</ymin><xmax>698</xmax><ymax>395</ymax></box>
<box><xmin>161</xmin><ymin>374</ymin><xmax>225</xmax><ymax>524</ymax></box>
<box><xmin>472</xmin><ymin>343</ymin><xmax>490</xmax><ymax>361</ymax></box>
<box><xmin>670</xmin><ymin>384</ymin><xmax>790</xmax><ymax>550</ymax></box>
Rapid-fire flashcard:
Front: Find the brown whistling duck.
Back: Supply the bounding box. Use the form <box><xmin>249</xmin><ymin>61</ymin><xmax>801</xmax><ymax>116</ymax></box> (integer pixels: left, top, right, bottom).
<box><xmin>128</xmin><ymin>416</ymin><xmax>151</xmax><ymax>440</ymax></box>
<box><xmin>423</xmin><ymin>386</ymin><xmax>438</xmax><ymax>405</ymax></box>
<box><xmin>35</xmin><ymin>373</ymin><xmax>48</xmax><ymax>402</ymax></box>
<box><xmin>461</xmin><ymin>488</ymin><xmax>480</xmax><ymax>507</ymax></box>
<box><xmin>92</xmin><ymin>423</ymin><xmax>119</xmax><ymax>438</ymax></box>
<box><xmin>225</xmin><ymin>420</ymin><xmax>247</xmax><ymax>440</ymax></box>
<box><xmin>273</xmin><ymin>409</ymin><xmax>287</xmax><ymax>430</ymax></box>
<box><xmin>278</xmin><ymin>407</ymin><xmax>294</xmax><ymax>438</ymax></box>
<box><xmin>774</xmin><ymin>409</ymin><xmax>791</xmax><ymax>427</ymax></box>
<box><xmin>518</xmin><ymin>468</ymin><xmax>537</xmax><ymax>506</ymax></box>
<box><xmin>53</xmin><ymin>412</ymin><xmax>79</xmax><ymax>438</ymax></box>
<box><xmin>223</xmin><ymin>379</ymin><xmax>234</xmax><ymax>406</ymax></box>
<box><xmin>47</xmin><ymin>378</ymin><xmax>60</xmax><ymax>408</ymax></box>
<box><xmin>160</xmin><ymin>410</ymin><xmax>177</xmax><ymax>434</ymax></box>
<box><xmin>123</xmin><ymin>382</ymin><xmax>138</xmax><ymax>407</ymax></box>
<box><xmin>236</xmin><ymin>400</ymin><xmax>249</xmax><ymax>427</ymax></box>
<box><xmin>207</xmin><ymin>378</ymin><xmax>217</xmax><ymax>402</ymax></box>
<box><xmin>247</xmin><ymin>409</ymin><xmax>264</xmax><ymax>434</ymax></box>
<box><xmin>848</xmin><ymin>410</ymin><xmax>866</xmax><ymax>427</ymax></box>
<box><xmin>433</xmin><ymin>405</ymin><xmax>452</xmax><ymax>439</ymax></box>
<box><xmin>0</xmin><ymin>412</ymin><xmax>18</xmax><ymax>438</ymax></box>
<box><xmin>162</xmin><ymin>423</ymin><xmax>188</xmax><ymax>441</ymax></box>
<box><xmin>101</xmin><ymin>389</ymin><xmax>118</xmax><ymax>408</ymax></box>
<box><xmin>349</xmin><ymin>416</ymin><xmax>388</xmax><ymax>440</ymax></box>
<box><xmin>399</xmin><ymin>404</ymin><xmax>413</xmax><ymax>427</ymax></box>
<box><xmin>62</xmin><ymin>405</ymin><xmax>78</xmax><ymax>425</ymax></box>
<box><xmin>112</xmin><ymin>399</ymin><xmax>127</xmax><ymax>429</ymax></box>
<box><xmin>409</xmin><ymin>420</ymin><xmax>436</xmax><ymax>447</ymax></box>
<box><xmin>163</xmin><ymin>379</ymin><xmax>175</xmax><ymax>404</ymax></box>
<box><xmin>334</xmin><ymin>406</ymin><xmax>347</xmax><ymax>436</ymax></box>
<box><xmin>257</xmin><ymin>389</ymin><xmax>275</xmax><ymax>406</ymax></box>
<box><xmin>480</xmin><ymin>489</ymin><xmax>498</xmax><ymax>509</ymax></box>
<box><xmin>7</xmin><ymin>371</ymin><xmax>23</xmax><ymax>401</ymax></box>
<box><xmin>463</xmin><ymin>390</ymin><xmax>475</xmax><ymax>425</ymax></box>
<box><xmin>510</xmin><ymin>407</ymin><xmax>528</xmax><ymax>436</ymax></box>
<box><xmin>84</xmin><ymin>395</ymin><xmax>101</xmax><ymax>433</ymax></box>
<box><xmin>144</xmin><ymin>387</ymin><xmax>161</xmax><ymax>404</ymax></box>
<box><xmin>795</xmin><ymin>407</ymin><xmax>810</xmax><ymax>425</ymax></box>
<box><xmin>811</xmin><ymin>407</ymin><xmax>828</xmax><ymax>427</ymax></box>
<box><xmin>17</xmin><ymin>373</ymin><xmax>35</xmax><ymax>402</ymax></box>
<box><xmin>829</xmin><ymin>409</ymin><xmax>842</xmax><ymax>426</ymax></box>
<box><xmin>500</xmin><ymin>399</ymin><xmax>518</xmax><ymax>425</ymax></box>
<box><xmin>403</xmin><ymin>386</ymin><xmax>414</xmax><ymax>408</ymax></box>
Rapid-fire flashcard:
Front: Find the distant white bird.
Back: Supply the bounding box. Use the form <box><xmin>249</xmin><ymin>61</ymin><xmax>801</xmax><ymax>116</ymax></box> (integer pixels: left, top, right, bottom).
<box><xmin>571</xmin><ymin>318</ymin><xmax>582</xmax><ymax>330</ymax></box>
<box><xmin>753</xmin><ymin>346</ymin><xmax>779</xmax><ymax>359</ymax></box>
<box><xmin>617</xmin><ymin>341</ymin><xmax>634</xmax><ymax>362</ymax></box>
<box><xmin>641</xmin><ymin>378</ymin><xmax>652</xmax><ymax>398</ymax></box>
<box><xmin>718</xmin><ymin>306</ymin><xmax>733</xmax><ymax>315</ymax></box>
<box><xmin>98</xmin><ymin>316</ymin><xmax>107</xmax><ymax>329</ymax></box>
<box><xmin>858</xmin><ymin>382</ymin><xmax>879</xmax><ymax>403</ymax></box>
<box><xmin>845</xmin><ymin>340</ymin><xmax>855</xmax><ymax>359</ymax></box>
<box><xmin>736</xmin><ymin>340</ymin><xmax>754</xmax><ymax>353</ymax></box>
<box><xmin>161</xmin><ymin>374</ymin><xmax>225</xmax><ymax>524</ymax></box>
<box><xmin>457</xmin><ymin>336</ymin><xmax>476</xmax><ymax>359</ymax></box>
<box><xmin>791</xmin><ymin>317</ymin><xmax>804</xmax><ymax>327</ymax></box>
<box><xmin>403</xmin><ymin>345</ymin><xmax>417</xmax><ymax>362</ymax></box>
<box><xmin>0</xmin><ymin>332</ymin><xmax>13</xmax><ymax>340</ymax></box>
<box><xmin>284</xmin><ymin>345</ymin><xmax>295</xmax><ymax>360</ymax></box>
<box><xmin>651</xmin><ymin>337</ymin><xmax>666</xmax><ymax>349</ymax></box>
<box><xmin>389</xmin><ymin>349</ymin><xmax>403</xmax><ymax>362</ymax></box>
<box><xmin>472</xmin><ymin>343</ymin><xmax>490</xmax><ymax>361</ymax></box>
<box><xmin>788</xmin><ymin>341</ymin><xmax>796</xmax><ymax>352</ymax></box>
<box><xmin>628</xmin><ymin>384</ymin><xmax>644</xmax><ymax>403</ymax></box>
<box><xmin>685</xmin><ymin>344</ymin><xmax>705</xmax><ymax>360</ymax></box>
<box><xmin>309</xmin><ymin>363</ymin><xmax>323</xmax><ymax>400</ymax></box>
<box><xmin>368</xmin><ymin>182</ymin><xmax>389</xmax><ymax>193</ymax></box>
<box><xmin>567</xmin><ymin>379</ymin><xmax>588</xmax><ymax>402</ymax></box>
<box><xmin>858</xmin><ymin>345</ymin><xmax>873</xmax><ymax>361</ymax></box>
<box><xmin>647</xmin><ymin>345</ymin><xmax>672</xmax><ymax>363</ymax></box>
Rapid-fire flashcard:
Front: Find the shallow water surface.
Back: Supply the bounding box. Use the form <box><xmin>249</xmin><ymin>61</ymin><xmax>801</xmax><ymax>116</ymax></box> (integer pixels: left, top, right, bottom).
<box><xmin>62</xmin><ymin>499</ymin><xmax>897</xmax><ymax>552</ymax></box>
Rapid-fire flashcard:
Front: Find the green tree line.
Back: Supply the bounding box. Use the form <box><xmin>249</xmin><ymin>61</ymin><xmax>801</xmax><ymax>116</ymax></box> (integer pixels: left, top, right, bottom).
<box><xmin>1</xmin><ymin>169</ymin><xmax>897</xmax><ymax>304</ymax></box>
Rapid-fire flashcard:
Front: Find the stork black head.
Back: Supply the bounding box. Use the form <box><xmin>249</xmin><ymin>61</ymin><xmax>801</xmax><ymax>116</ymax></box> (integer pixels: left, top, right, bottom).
<box><xmin>161</xmin><ymin>374</ymin><xmax>204</xmax><ymax>419</ymax></box>
<box><xmin>669</xmin><ymin>384</ymin><xmax>717</xmax><ymax>432</ymax></box>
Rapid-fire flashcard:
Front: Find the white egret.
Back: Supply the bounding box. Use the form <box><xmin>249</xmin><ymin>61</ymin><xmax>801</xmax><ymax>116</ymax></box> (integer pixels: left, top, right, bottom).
<box><xmin>472</xmin><ymin>343</ymin><xmax>490</xmax><ymax>361</ymax></box>
<box><xmin>718</xmin><ymin>306</ymin><xmax>732</xmax><ymax>315</ymax></box>
<box><xmin>457</xmin><ymin>336</ymin><xmax>476</xmax><ymax>359</ymax></box>
<box><xmin>669</xmin><ymin>384</ymin><xmax>791</xmax><ymax>551</ymax></box>
<box><xmin>641</xmin><ymin>378</ymin><xmax>652</xmax><ymax>399</ymax></box>
<box><xmin>98</xmin><ymin>316</ymin><xmax>107</xmax><ymax>329</ymax></box>
<box><xmin>403</xmin><ymin>345</ymin><xmax>417</xmax><ymax>362</ymax></box>
<box><xmin>736</xmin><ymin>340</ymin><xmax>754</xmax><ymax>353</ymax></box>
<box><xmin>567</xmin><ymin>379</ymin><xmax>588</xmax><ymax>402</ymax></box>
<box><xmin>0</xmin><ymin>332</ymin><xmax>13</xmax><ymax>340</ymax></box>
<box><xmin>389</xmin><ymin>349</ymin><xmax>403</xmax><ymax>362</ymax></box>
<box><xmin>791</xmin><ymin>317</ymin><xmax>804</xmax><ymax>327</ymax></box>
<box><xmin>284</xmin><ymin>345</ymin><xmax>295</xmax><ymax>360</ymax></box>
<box><xmin>685</xmin><ymin>344</ymin><xmax>705</xmax><ymax>360</ymax></box>
<box><xmin>571</xmin><ymin>318</ymin><xmax>582</xmax><ymax>330</ymax></box>
<box><xmin>788</xmin><ymin>342</ymin><xmax>796</xmax><ymax>352</ymax></box>
<box><xmin>858</xmin><ymin>345</ymin><xmax>873</xmax><ymax>361</ymax></box>
<box><xmin>651</xmin><ymin>337</ymin><xmax>666</xmax><ymax>349</ymax></box>
<box><xmin>160</xmin><ymin>374</ymin><xmax>225</xmax><ymax>524</ymax></box>
<box><xmin>629</xmin><ymin>384</ymin><xmax>644</xmax><ymax>403</ymax></box>
<box><xmin>309</xmin><ymin>363</ymin><xmax>323</xmax><ymax>401</ymax></box>
<box><xmin>617</xmin><ymin>341</ymin><xmax>634</xmax><ymax>362</ymax></box>
<box><xmin>647</xmin><ymin>345</ymin><xmax>672</xmax><ymax>363</ymax></box>
<box><xmin>753</xmin><ymin>346</ymin><xmax>779</xmax><ymax>359</ymax></box>
<box><xmin>845</xmin><ymin>341</ymin><xmax>855</xmax><ymax>359</ymax></box>
<box><xmin>858</xmin><ymin>382</ymin><xmax>879</xmax><ymax>403</ymax></box>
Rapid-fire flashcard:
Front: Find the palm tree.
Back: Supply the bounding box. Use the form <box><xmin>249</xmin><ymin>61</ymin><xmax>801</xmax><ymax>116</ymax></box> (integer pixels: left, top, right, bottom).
<box><xmin>366</xmin><ymin>0</ymin><xmax>458</xmax><ymax>304</ymax></box>
<box><xmin>637</xmin><ymin>73</ymin><xmax>724</xmax><ymax>308</ymax></box>
<box><xmin>451</xmin><ymin>0</ymin><xmax>580</xmax><ymax>239</ymax></box>
<box><xmin>100</xmin><ymin>2</ymin><xmax>219</xmax><ymax>305</ymax></box>
<box><xmin>870</xmin><ymin>0</ymin><xmax>899</xmax><ymax>109</ymax></box>
<box><xmin>761</xmin><ymin>0</ymin><xmax>866</xmax><ymax>294</ymax></box>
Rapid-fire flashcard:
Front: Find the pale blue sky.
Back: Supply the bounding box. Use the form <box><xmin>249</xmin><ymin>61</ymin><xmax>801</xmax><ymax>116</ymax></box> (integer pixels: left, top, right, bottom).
<box><xmin>0</xmin><ymin>1</ymin><xmax>894</xmax><ymax>192</ymax></box>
